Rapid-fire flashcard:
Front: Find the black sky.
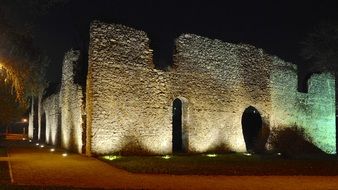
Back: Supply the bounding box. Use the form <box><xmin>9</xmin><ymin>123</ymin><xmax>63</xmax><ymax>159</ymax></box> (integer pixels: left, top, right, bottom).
<box><xmin>31</xmin><ymin>0</ymin><xmax>338</xmax><ymax>82</ymax></box>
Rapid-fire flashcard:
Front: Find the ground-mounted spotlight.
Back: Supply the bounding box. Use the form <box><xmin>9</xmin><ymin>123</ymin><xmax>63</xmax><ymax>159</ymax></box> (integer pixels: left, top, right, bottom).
<box><xmin>161</xmin><ymin>155</ymin><xmax>171</xmax><ymax>159</ymax></box>
<box><xmin>35</xmin><ymin>143</ymin><xmax>40</xmax><ymax>146</ymax></box>
<box><xmin>62</xmin><ymin>153</ymin><xmax>68</xmax><ymax>157</ymax></box>
<box><xmin>29</xmin><ymin>140</ymin><xmax>32</xmax><ymax>142</ymax></box>
<box><xmin>22</xmin><ymin>138</ymin><xmax>26</xmax><ymax>141</ymax></box>
<box><xmin>40</xmin><ymin>145</ymin><xmax>45</xmax><ymax>148</ymax></box>
<box><xmin>103</xmin><ymin>155</ymin><xmax>120</xmax><ymax>161</ymax></box>
<box><xmin>206</xmin><ymin>154</ymin><xmax>217</xmax><ymax>158</ymax></box>
<box><xmin>243</xmin><ymin>152</ymin><xmax>252</xmax><ymax>156</ymax></box>
<box><xmin>50</xmin><ymin>148</ymin><xmax>55</xmax><ymax>152</ymax></box>
<box><xmin>277</xmin><ymin>152</ymin><xmax>282</xmax><ymax>156</ymax></box>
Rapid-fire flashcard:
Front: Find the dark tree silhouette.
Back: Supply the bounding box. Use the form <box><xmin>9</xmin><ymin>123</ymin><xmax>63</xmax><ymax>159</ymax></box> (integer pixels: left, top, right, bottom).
<box><xmin>0</xmin><ymin>0</ymin><xmax>68</xmax><ymax>101</ymax></box>
<box><xmin>0</xmin><ymin>81</ymin><xmax>26</xmax><ymax>130</ymax></box>
<box><xmin>0</xmin><ymin>1</ymin><xmax>66</xmax><ymax>128</ymax></box>
<box><xmin>300</xmin><ymin>22</ymin><xmax>338</xmax><ymax>74</ymax></box>
<box><xmin>0</xmin><ymin>8</ymin><xmax>47</xmax><ymax>103</ymax></box>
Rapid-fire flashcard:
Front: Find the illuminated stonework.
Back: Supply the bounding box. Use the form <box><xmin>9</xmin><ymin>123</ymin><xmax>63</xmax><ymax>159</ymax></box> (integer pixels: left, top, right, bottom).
<box><xmin>37</xmin><ymin>21</ymin><xmax>335</xmax><ymax>155</ymax></box>
<box><xmin>270</xmin><ymin>66</ymin><xmax>335</xmax><ymax>153</ymax></box>
<box><xmin>59</xmin><ymin>50</ymin><xmax>85</xmax><ymax>153</ymax></box>
<box><xmin>40</xmin><ymin>50</ymin><xmax>85</xmax><ymax>153</ymax></box>
<box><xmin>28</xmin><ymin>98</ymin><xmax>34</xmax><ymax>139</ymax></box>
<box><xmin>42</xmin><ymin>93</ymin><xmax>60</xmax><ymax>145</ymax></box>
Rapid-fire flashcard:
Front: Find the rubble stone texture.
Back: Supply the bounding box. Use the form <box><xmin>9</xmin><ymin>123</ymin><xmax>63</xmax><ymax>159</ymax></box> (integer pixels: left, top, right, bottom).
<box><xmin>28</xmin><ymin>98</ymin><xmax>35</xmax><ymax>139</ymax></box>
<box><xmin>42</xmin><ymin>93</ymin><xmax>60</xmax><ymax>145</ymax></box>
<box><xmin>37</xmin><ymin>94</ymin><xmax>43</xmax><ymax>140</ymax></box>
<box><xmin>41</xmin><ymin>50</ymin><xmax>85</xmax><ymax>153</ymax></box>
<box><xmin>86</xmin><ymin>21</ymin><xmax>335</xmax><ymax>155</ymax></box>
<box><xmin>41</xmin><ymin>21</ymin><xmax>335</xmax><ymax>155</ymax></box>
<box><xmin>59</xmin><ymin>50</ymin><xmax>85</xmax><ymax>153</ymax></box>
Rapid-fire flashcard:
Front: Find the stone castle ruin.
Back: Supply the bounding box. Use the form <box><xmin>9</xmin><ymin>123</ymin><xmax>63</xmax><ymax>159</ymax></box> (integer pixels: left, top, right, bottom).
<box><xmin>28</xmin><ymin>21</ymin><xmax>336</xmax><ymax>156</ymax></box>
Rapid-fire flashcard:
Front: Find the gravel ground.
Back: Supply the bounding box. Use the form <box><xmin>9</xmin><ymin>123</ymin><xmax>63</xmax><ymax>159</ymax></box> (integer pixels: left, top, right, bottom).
<box><xmin>3</xmin><ymin>141</ymin><xmax>338</xmax><ymax>190</ymax></box>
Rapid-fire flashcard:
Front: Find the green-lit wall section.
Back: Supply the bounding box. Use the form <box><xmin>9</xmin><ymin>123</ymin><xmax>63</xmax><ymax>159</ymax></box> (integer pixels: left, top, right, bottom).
<box><xmin>270</xmin><ymin>58</ymin><xmax>335</xmax><ymax>154</ymax></box>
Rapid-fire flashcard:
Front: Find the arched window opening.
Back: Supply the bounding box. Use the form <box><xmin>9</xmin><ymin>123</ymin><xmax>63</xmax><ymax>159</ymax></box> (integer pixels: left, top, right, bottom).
<box><xmin>241</xmin><ymin>106</ymin><xmax>262</xmax><ymax>153</ymax></box>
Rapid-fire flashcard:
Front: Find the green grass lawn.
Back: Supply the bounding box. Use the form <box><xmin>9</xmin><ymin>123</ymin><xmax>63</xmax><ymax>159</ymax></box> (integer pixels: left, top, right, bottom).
<box><xmin>100</xmin><ymin>153</ymin><xmax>338</xmax><ymax>176</ymax></box>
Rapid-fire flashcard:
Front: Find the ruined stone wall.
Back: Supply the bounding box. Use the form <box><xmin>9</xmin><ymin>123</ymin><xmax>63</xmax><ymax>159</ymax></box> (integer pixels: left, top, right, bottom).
<box><xmin>42</xmin><ymin>93</ymin><xmax>60</xmax><ymax>146</ymax></box>
<box><xmin>269</xmin><ymin>57</ymin><xmax>299</xmax><ymax>137</ymax></box>
<box><xmin>87</xmin><ymin>21</ymin><xmax>272</xmax><ymax>155</ymax></box>
<box><xmin>87</xmin><ymin>22</ymin><xmax>162</xmax><ymax>155</ymax></box>
<box><xmin>270</xmin><ymin>61</ymin><xmax>335</xmax><ymax>154</ymax></box>
<box><xmin>37</xmin><ymin>94</ymin><xmax>43</xmax><ymax>140</ymax></box>
<box><xmin>173</xmin><ymin>34</ymin><xmax>273</xmax><ymax>153</ymax></box>
<box><xmin>299</xmin><ymin>73</ymin><xmax>335</xmax><ymax>153</ymax></box>
<box><xmin>28</xmin><ymin>98</ymin><xmax>34</xmax><ymax>139</ymax></box>
<box><xmin>87</xmin><ymin>21</ymin><xmax>335</xmax><ymax>155</ymax></box>
<box><xmin>60</xmin><ymin>50</ymin><xmax>85</xmax><ymax>153</ymax></box>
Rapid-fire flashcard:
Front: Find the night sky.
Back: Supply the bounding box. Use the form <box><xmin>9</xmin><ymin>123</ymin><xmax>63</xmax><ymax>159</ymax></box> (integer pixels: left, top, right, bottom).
<box><xmin>18</xmin><ymin>0</ymin><xmax>338</xmax><ymax>82</ymax></box>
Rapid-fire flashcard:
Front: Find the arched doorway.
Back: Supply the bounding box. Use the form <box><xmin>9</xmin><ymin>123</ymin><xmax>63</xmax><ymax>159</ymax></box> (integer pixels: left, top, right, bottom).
<box><xmin>172</xmin><ymin>98</ymin><xmax>183</xmax><ymax>153</ymax></box>
<box><xmin>241</xmin><ymin>106</ymin><xmax>262</xmax><ymax>152</ymax></box>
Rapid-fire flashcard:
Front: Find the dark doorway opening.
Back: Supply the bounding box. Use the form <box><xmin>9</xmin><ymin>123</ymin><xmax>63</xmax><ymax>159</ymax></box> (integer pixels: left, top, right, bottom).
<box><xmin>241</xmin><ymin>106</ymin><xmax>262</xmax><ymax>152</ymax></box>
<box><xmin>40</xmin><ymin>113</ymin><xmax>46</xmax><ymax>142</ymax></box>
<box><xmin>172</xmin><ymin>98</ymin><xmax>183</xmax><ymax>153</ymax></box>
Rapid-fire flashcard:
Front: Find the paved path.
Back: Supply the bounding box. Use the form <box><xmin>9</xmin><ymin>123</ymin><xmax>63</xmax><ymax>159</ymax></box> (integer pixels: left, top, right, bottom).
<box><xmin>2</xmin><ymin>141</ymin><xmax>338</xmax><ymax>190</ymax></box>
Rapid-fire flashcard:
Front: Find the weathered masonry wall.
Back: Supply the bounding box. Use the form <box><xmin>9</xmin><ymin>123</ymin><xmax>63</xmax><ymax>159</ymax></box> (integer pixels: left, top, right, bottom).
<box><xmin>28</xmin><ymin>98</ymin><xmax>35</xmax><ymax>139</ymax></box>
<box><xmin>173</xmin><ymin>34</ymin><xmax>272</xmax><ymax>153</ymax></box>
<box><xmin>302</xmin><ymin>74</ymin><xmax>335</xmax><ymax>153</ymax></box>
<box><xmin>39</xmin><ymin>20</ymin><xmax>335</xmax><ymax>155</ymax></box>
<box><xmin>60</xmin><ymin>50</ymin><xmax>85</xmax><ymax>153</ymax></box>
<box><xmin>270</xmin><ymin>59</ymin><xmax>335</xmax><ymax>153</ymax></box>
<box><xmin>37</xmin><ymin>94</ymin><xmax>43</xmax><ymax>140</ymax></box>
<box><xmin>87</xmin><ymin>22</ymin><xmax>272</xmax><ymax>155</ymax></box>
<box><xmin>87</xmin><ymin>21</ymin><xmax>335</xmax><ymax>156</ymax></box>
<box><xmin>29</xmin><ymin>97</ymin><xmax>39</xmax><ymax>140</ymax></box>
<box><xmin>86</xmin><ymin>22</ymin><xmax>163</xmax><ymax>155</ymax></box>
<box><xmin>40</xmin><ymin>50</ymin><xmax>85</xmax><ymax>153</ymax></box>
<box><xmin>42</xmin><ymin>93</ymin><xmax>60</xmax><ymax>146</ymax></box>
